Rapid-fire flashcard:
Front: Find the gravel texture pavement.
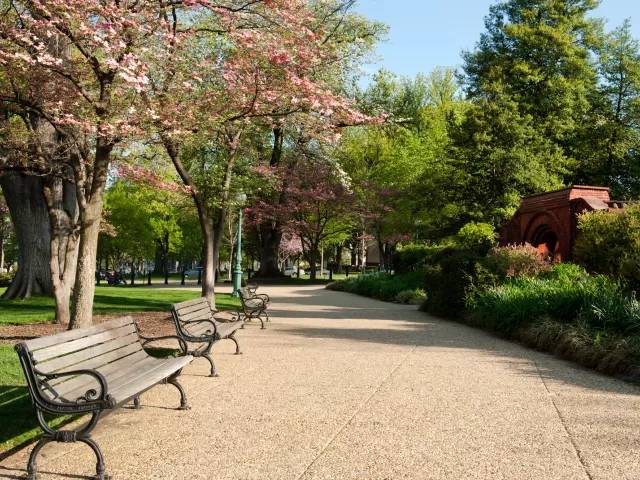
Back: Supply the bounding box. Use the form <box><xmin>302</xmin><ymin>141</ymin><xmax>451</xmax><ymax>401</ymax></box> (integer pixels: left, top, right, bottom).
<box><xmin>1</xmin><ymin>285</ymin><xmax>638</xmax><ymax>480</ymax></box>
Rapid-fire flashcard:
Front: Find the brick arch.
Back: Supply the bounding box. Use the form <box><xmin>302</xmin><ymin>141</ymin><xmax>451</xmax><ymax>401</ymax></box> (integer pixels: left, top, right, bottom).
<box><xmin>522</xmin><ymin>210</ymin><xmax>569</xmax><ymax>262</ymax></box>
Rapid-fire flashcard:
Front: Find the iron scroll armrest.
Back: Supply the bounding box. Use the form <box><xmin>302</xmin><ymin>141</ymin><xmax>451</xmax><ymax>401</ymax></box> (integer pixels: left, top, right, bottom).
<box><xmin>179</xmin><ymin>318</ymin><xmax>218</xmax><ymax>338</ymax></box>
<box><xmin>254</xmin><ymin>293</ymin><xmax>270</xmax><ymax>303</ymax></box>
<box><xmin>32</xmin><ymin>367</ymin><xmax>114</xmax><ymax>411</ymax></box>
<box><xmin>246</xmin><ymin>281</ymin><xmax>258</xmax><ymax>294</ymax></box>
<box><xmin>245</xmin><ymin>297</ymin><xmax>267</xmax><ymax>310</ymax></box>
<box><xmin>140</xmin><ymin>334</ymin><xmax>190</xmax><ymax>357</ymax></box>
<box><xmin>212</xmin><ymin>309</ymin><xmax>242</xmax><ymax>322</ymax></box>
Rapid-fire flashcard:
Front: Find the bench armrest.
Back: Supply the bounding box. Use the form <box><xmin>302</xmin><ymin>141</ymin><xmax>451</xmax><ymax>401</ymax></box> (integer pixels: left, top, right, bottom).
<box><xmin>181</xmin><ymin>318</ymin><xmax>218</xmax><ymax>338</ymax></box>
<box><xmin>254</xmin><ymin>293</ymin><xmax>270</xmax><ymax>303</ymax></box>
<box><xmin>140</xmin><ymin>334</ymin><xmax>189</xmax><ymax>357</ymax></box>
<box><xmin>34</xmin><ymin>366</ymin><xmax>114</xmax><ymax>410</ymax></box>
<box><xmin>245</xmin><ymin>297</ymin><xmax>267</xmax><ymax>309</ymax></box>
<box><xmin>212</xmin><ymin>309</ymin><xmax>242</xmax><ymax>322</ymax></box>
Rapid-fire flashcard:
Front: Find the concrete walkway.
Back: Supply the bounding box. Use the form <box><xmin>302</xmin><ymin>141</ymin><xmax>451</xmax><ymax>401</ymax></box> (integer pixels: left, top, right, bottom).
<box><xmin>2</xmin><ymin>285</ymin><xmax>639</xmax><ymax>479</ymax></box>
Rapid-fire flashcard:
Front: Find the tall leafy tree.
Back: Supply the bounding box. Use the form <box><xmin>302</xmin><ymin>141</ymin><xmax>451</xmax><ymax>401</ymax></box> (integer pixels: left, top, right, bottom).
<box><xmin>579</xmin><ymin>19</ymin><xmax>640</xmax><ymax>197</ymax></box>
<box><xmin>461</xmin><ymin>0</ymin><xmax>603</xmax><ymax>179</ymax></box>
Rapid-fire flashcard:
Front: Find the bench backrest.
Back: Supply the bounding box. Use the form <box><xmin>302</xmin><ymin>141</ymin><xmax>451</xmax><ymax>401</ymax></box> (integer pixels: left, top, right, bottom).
<box><xmin>16</xmin><ymin>317</ymin><xmax>145</xmax><ymax>402</ymax></box>
<box><xmin>171</xmin><ymin>297</ymin><xmax>215</xmax><ymax>337</ymax></box>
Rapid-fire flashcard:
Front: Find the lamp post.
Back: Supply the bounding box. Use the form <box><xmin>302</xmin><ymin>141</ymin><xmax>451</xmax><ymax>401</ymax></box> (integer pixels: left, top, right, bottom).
<box><xmin>232</xmin><ymin>192</ymin><xmax>247</xmax><ymax>298</ymax></box>
<box><xmin>414</xmin><ymin>219</ymin><xmax>422</xmax><ymax>243</ymax></box>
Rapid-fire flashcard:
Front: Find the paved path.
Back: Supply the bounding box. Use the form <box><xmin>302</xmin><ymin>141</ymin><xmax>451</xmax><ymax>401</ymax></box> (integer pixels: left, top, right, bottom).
<box><xmin>2</xmin><ymin>286</ymin><xmax>639</xmax><ymax>479</ymax></box>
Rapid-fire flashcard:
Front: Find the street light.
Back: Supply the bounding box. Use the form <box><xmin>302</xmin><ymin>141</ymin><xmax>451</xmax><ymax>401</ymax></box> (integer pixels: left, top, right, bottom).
<box><xmin>232</xmin><ymin>192</ymin><xmax>247</xmax><ymax>298</ymax></box>
<box><xmin>414</xmin><ymin>219</ymin><xmax>422</xmax><ymax>243</ymax></box>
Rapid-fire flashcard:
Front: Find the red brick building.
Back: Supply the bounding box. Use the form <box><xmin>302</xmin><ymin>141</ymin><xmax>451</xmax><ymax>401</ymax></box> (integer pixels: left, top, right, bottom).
<box><xmin>499</xmin><ymin>186</ymin><xmax>629</xmax><ymax>261</ymax></box>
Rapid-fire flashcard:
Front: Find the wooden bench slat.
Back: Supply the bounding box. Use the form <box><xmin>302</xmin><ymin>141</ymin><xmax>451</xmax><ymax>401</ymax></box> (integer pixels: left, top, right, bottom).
<box><xmin>47</xmin><ymin>352</ymin><xmax>156</xmax><ymax>400</ymax></box>
<box><xmin>38</xmin><ymin>333</ymin><xmax>141</xmax><ymax>374</ymax></box>
<box><xmin>26</xmin><ymin>317</ymin><xmax>134</xmax><ymax>351</ymax></box>
<box><xmin>173</xmin><ymin>297</ymin><xmax>209</xmax><ymax>310</ymax></box>
<box><xmin>32</xmin><ymin>324</ymin><xmax>138</xmax><ymax>363</ymax></box>
<box><xmin>178</xmin><ymin>307</ymin><xmax>213</xmax><ymax>322</ymax></box>
<box><xmin>183</xmin><ymin>322</ymin><xmax>216</xmax><ymax>337</ymax></box>
<box><xmin>110</xmin><ymin>356</ymin><xmax>193</xmax><ymax>404</ymax></box>
<box><xmin>61</xmin><ymin>356</ymin><xmax>186</xmax><ymax>404</ymax></box>
<box><xmin>174</xmin><ymin>301</ymin><xmax>210</xmax><ymax>316</ymax></box>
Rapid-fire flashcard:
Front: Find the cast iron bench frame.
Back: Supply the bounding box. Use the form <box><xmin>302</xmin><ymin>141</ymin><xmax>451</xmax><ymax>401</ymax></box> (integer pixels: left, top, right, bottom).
<box><xmin>238</xmin><ymin>286</ymin><xmax>270</xmax><ymax>329</ymax></box>
<box><xmin>15</xmin><ymin>316</ymin><xmax>193</xmax><ymax>480</ymax></box>
<box><xmin>170</xmin><ymin>297</ymin><xmax>244</xmax><ymax>377</ymax></box>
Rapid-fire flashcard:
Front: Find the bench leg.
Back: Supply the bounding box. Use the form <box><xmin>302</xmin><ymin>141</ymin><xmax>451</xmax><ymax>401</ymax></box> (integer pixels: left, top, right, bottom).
<box><xmin>229</xmin><ymin>333</ymin><xmax>242</xmax><ymax>355</ymax></box>
<box><xmin>133</xmin><ymin>396</ymin><xmax>141</xmax><ymax>409</ymax></box>
<box><xmin>79</xmin><ymin>437</ymin><xmax>110</xmax><ymax>480</ymax></box>
<box><xmin>264</xmin><ymin>311</ymin><xmax>270</xmax><ymax>323</ymax></box>
<box><xmin>165</xmin><ymin>370</ymin><xmax>190</xmax><ymax>410</ymax></box>
<box><xmin>28</xmin><ymin>410</ymin><xmax>110</xmax><ymax>480</ymax></box>
<box><xmin>27</xmin><ymin>437</ymin><xmax>52</xmax><ymax>479</ymax></box>
<box><xmin>202</xmin><ymin>353</ymin><xmax>218</xmax><ymax>377</ymax></box>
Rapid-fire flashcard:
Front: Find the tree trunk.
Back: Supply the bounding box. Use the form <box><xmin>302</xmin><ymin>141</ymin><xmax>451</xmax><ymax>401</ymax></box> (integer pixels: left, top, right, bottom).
<box><xmin>211</xmin><ymin>131</ymin><xmax>241</xmax><ymax>284</ymax></box>
<box><xmin>254</xmin><ymin>127</ymin><xmax>286</xmax><ymax>277</ymax></box>
<box><xmin>254</xmin><ymin>223</ymin><xmax>284</xmax><ymax>277</ymax></box>
<box><xmin>0</xmin><ymin>172</ymin><xmax>52</xmax><ymax>299</ymax></box>
<box><xmin>359</xmin><ymin>237</ymin><xmax>366</xmax><ymax>273</ymax></box>
<box><xmin>69</xmin><ymin>142</ymin><xmax>112</xmax><ymax>330</ymax></box>
<box><xmin>0</xmin><ymin>226</ymin><xmax>4</xmax><ymax>272</ymax></box>
<box><xmin>309</xmin><ymin>248</ymin><xmax>317</xmax><ymax>280</ymax></box>
<box><xmin>163</xmin><ymin>137</ymin><xmax>216</xmax><ymax>308</ymax></box>
<box><xmin>336</xmin><ymin>243</ymin><xmax>343</xmax><ymax>273</ymax></box>
<box><xmin>377</xmin><ymin>240</ymin><xmax>386</xmax><ymax>271</ymax></box>
<box><xmin>43</xmin><ymin>176</ymin><xmax>79</xmax><ymax>325</ymax></box>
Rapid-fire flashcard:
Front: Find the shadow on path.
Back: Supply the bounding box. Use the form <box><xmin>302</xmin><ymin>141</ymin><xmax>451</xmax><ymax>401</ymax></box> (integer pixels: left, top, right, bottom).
<box><xmin>270</xmin><ymin>289</ymin><xmax>640</xmax><ymax>397</ymax></box>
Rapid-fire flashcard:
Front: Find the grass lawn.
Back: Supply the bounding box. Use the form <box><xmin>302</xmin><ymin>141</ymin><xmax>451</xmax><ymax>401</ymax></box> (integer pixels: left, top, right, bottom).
<box><xmin>0</xmin><ymin>287</ymin><xmax>241</xmax><ymax>456</ymax></box>
<box><xmin>0</xmin><ymin>286</ymin><xmax>240</xmax><ymax>326</ymax></box>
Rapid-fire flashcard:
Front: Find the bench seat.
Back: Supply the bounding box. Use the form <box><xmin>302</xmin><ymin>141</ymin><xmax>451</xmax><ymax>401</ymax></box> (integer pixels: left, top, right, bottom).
<box><xmin>15</xmin><ymin>316</ymin><xmax>193</xmax><ymax>480</ymax></box>
<box><xmin>171</xmin><ymin>297</ymin><xmax>244</xmax><ymax>377</ymax></box>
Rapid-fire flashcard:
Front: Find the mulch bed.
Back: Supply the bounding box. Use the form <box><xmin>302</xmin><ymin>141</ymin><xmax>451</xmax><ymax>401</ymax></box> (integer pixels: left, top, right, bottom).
<box><xmin>0</xmin><ymin>312</ymin><xmax>175</xmax><ymax>345</ymax></box>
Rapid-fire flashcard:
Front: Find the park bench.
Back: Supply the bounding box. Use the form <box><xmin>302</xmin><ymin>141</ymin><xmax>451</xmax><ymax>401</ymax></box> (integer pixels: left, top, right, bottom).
<box><xmin>170</xmin><ymin>297</ymin><xmax>244</xmax><ymax>377</ymax></box>
<box><xmin>14</xmin><ymin>316</ymin><xmax>193</xmax><ymax>480</ymax></box>
<box><xmin>238</xmin><ymin>286</ymin><xmax>270</xmax><ymax>329</ymax></box>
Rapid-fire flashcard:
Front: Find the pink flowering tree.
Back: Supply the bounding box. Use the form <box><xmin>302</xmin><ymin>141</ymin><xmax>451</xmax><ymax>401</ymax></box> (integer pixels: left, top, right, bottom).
<box><xmin>140</xmin><ymin>0</ymin><xmax>380</xmax><ymax>304</ymax></box>
<box><xmin>0</xmin><ymin>0</ymin><xmax>168</xmax><ymax>326</ymax></box>
<box><xmin>278</xmin><ymin>233</ymin><xmax>303</xmax><ymax>272</ymax></box>
<box><xmin>247</xmin><ymin>161</ymin><xmax>357</xmax><ymax>280</ymax></box>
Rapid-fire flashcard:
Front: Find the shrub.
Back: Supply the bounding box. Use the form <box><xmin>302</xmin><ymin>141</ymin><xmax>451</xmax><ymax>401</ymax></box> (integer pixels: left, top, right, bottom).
<box><xmin>391</xmin><ymin>244</ymin><xmax>445</xmax><ymax>274</ymax></box>
<box><xmin>422</xmin><ymin>252</ymin><xmax>497</xmax><ymax>317</ymax></box>
<box><xmin>326</xmin><ymin>270</ymin><xmax>425</xmax><ymax>303</ymax></box>
<box><xmin>485</xmin><ymin>243</ymin><xmax>550</xmax><ymax>280</ymax></box>
<box><xmin>574</xmin><ymin>205</ymin><xmax>640</xmax><ymax>290</ymax></box>
<box><xmin>396</xmin><ymin>289</ymin><xmax>426</xmax><ymax>305</ymax></box>
<box><xmin>455</xmin><ymin>222</ymin><xmax>497</xmax><ymax>255</ymax></box>
<box><xmin>0</xmin><ymin>271</ymin><xmax>15</xmax><ymax>288</ymax></box>
<box><xmin>470</xmin><ymin>263</ymin><xmax>640</xmax><ymax>335</ymax></box>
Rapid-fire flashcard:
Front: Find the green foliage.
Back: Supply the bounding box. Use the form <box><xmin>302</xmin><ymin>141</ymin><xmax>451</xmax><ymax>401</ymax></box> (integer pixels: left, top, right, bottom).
<box><xmin>574</xmin><ymin>206</ymin><xmax>640</xmax><ymax>290</ymax></box>
<box><xmin>395</xmin><ymin>288</ymin><xmax>426</xmax><ymax>305</ymax></box>
<box><xmin>462</xmin><ymin>0</ymin><xmax>602</xmax><ymax>150</ymax></box>
<box><xmin>326</xmin><ymin>270</ymin><xmax>425</xmax><ymax>303</ymax></box>
<box><xmin>391</xmin><ymin>244</ymin><xmax>445</xmax><ymax>274</ymax></box>
<box><xmin>455</xmin><ymin>222</ymin><xmax>497</xmax><ymax>254</ymax></box>
<box><xmin>484</xmin><ymin>243</ymin><xmax>550</xmax><ymax>280</ymax></box>
<box><xmin>579</xmin><ymin>20</ymin><xmax>640</xmax><ymax>198</ymax></box>
<box><xmin>470</xmin><ymin>264</ymin><xmax>640</xmax><ymax>335</ymax></box>
<box><xmin>0</xmin><ymin>270</ymin><xmax>15</xmax><ymax>287</ymax></box>
<box><xmin>422</xmin><ymin>252</ymin><xmax>497</xmax><ymax>317</ymax></box>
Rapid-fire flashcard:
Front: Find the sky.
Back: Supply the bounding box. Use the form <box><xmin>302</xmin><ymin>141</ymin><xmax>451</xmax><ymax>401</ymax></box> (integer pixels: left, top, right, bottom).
<box><xmin>354</xmin><ymin>0</ymin><xmax>640</xmax><ymax>81</ymax></box>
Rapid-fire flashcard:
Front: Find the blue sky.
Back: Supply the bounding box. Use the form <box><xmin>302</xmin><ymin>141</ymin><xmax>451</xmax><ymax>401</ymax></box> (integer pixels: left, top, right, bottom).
<box><xmin>355</xmin><ymin>0</ymin><xmax>640</xmax><ymax>81</ymax></box>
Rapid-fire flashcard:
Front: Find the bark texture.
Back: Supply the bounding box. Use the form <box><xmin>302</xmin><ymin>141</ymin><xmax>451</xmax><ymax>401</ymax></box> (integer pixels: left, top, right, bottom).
<box><xmin>69</xmin><ymin>141</ymin><xmax>112</xmax><ymax>329</ymax></box>
<box><xmin>43</xmin><ymin>175</ymin><xmax>79</xmax><ymax>325</ymax></box>
<box><xmin>0</xmin><ymin>172</ymin><xmax>53</xmax><ymax>299</ymax></box>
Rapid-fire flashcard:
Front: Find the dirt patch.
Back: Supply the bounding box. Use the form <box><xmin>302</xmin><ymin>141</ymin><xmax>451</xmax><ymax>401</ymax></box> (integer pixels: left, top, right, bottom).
<box><xmin>0</xmin><ymin>312</ymin><xmax>174</xmax><ymax>345</ymax></box>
